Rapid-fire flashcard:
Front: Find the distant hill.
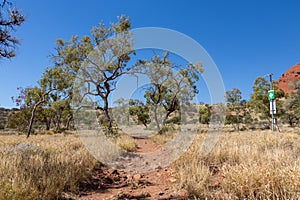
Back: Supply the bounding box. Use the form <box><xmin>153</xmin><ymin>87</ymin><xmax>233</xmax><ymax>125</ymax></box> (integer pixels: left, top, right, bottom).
<box><xmin>278</xmin><ymin>62</ymin><xmax>300</xmax><ymax>95</ymax></box>
<box><xmin>0</xmin><ymin>107</ymin><xmax>19</xmax><ymax>129</ymax></box>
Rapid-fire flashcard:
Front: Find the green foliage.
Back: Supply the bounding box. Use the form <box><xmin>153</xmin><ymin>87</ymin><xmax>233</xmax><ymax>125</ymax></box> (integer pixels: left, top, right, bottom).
<box><xmin>134</xmin><ymin>51</ymin><xmax>203</xmax><ymax>132</ymax></box>
<box><xmin>39</xmin><ymin>59</ymin><xmax>75</xmax><ymax>132</ymax></box>
<box><xmin>159</xmin><ymin>125</ymin><xmax>170</xmax><ymax>134</ymax></box>
<box><xmin>243</xmin><ymin>111</ymin><xmax>254</xmax><ymax>124</ymax></box>
<box><xmin>65</xmin><ymin>15</ymin><xmax>133</xmax><ymax>133</ymax></box>
<box><xmin>54</xmin><ymin>35</ymin><xmax>92</xmax><ymax>74</ymax></box>
<box><xmin>166</xmin><ymin>116</ymin><xmax>181</xmax><ymax>125</ymax></box>
<box><xmin>225</xmin><ymin>114</ymin><xmax>238</xmax><ymax>125</ymax></box>
<box><xmin>225</xmin><ymin>88</ymin><xmax>249</xmax><ymax>131</ymax></box>
<box><xmin>11</xmin><ymin>16</ymin><xmax>134</xmax><ymax>135</ymax></box>
<box><xmin>11</xmin><ymin>60</ymin><xmax>74</xmax><ymax>135</ymax></box>
<box><xmin>225</xmin><ymin>88</ymin><xmax>242</xmax><ymax>104</ymax></box>
<box><xmin>249</xmin><ymin>77</ymin><xmax>284</xmax><ymax>122</ymax></box>
<box><xmin>11</xmin><ymin>16</ymin><xmax>207</xmax><ymax>136</ymax></box>
<box><xmin>6</xmin><ymin>108</ymin><xmax>31</xmax><ymax>132</ymax></box>
<box><xmin>129</xmin><ymin>99</ymin><xmax>150</xmax><ymax>127</ymax></box>
<box><xmin>282</xmin><ymin>80</ymin><xmax>300</xmax><ymax>127</ymax></box>
<box><xmin>249</xmin><ymin>77</ymin><xmax>271</xmax><ymax>120</ymax></box>
<box><xmin>198</xmin><ymin>105</ymin><xmax>211</xmax><ymax>124</ymax></box>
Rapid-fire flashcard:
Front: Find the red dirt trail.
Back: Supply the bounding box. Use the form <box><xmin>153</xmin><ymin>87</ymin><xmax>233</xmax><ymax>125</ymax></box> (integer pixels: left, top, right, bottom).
<box><xmin>76</xmin><ymin>137</ymin><xmax>188</xmax><ymax>200</ymax></box>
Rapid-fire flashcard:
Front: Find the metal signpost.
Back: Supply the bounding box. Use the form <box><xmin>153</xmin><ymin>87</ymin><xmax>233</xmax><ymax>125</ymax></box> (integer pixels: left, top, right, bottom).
<box><xmin>266</xmin><ymin>73</ymin><xmax>279</xmax><ymax>132</ymax></box>
<box><xmin>269</xmin><ymin>99</ymin><xmax>276</xmax><ymax>131</ymax></box>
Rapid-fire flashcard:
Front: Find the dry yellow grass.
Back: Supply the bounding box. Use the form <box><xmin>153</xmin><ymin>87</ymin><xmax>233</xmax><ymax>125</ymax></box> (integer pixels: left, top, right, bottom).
<box><xmin>150</xmin><ymin>130</ymin><xmax>178</xmax><ymax>145</ymax></box>
<box><xmin>114</xmin><ymin>133</ymin><xmax>138</xmax><ymax>152</ymax></box>
<box><xmin>0</xmin><ymin>134</ymin><xmax>97</xmax><ymax>200</ymax></box>
<box><xmin>174</xmin><ymin>130</ymin><xmax>300</xmax><ymax>199</ymax></box>
<box><xmin>2</xmin><ymin>128</ymin><xmax>300</xmax><ymax>199</ymax></box>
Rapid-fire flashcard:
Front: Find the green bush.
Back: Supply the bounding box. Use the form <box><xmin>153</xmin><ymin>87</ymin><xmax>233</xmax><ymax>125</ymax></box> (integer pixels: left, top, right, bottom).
<box><xmin>166</xmin><ymin>116</ymin><xmax>181</xmax><ymax>124</ymax></box>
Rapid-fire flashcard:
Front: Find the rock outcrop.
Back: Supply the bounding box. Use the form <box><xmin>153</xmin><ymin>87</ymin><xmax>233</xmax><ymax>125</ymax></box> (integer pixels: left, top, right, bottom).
<box><xmin>278</xmin><ymin>62</ymin><xmax>300</xmax><ymax>95</ymax></box>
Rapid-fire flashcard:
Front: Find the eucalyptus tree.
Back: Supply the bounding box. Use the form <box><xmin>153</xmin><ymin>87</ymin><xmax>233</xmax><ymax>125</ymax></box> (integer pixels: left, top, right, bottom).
<box><xmin>9</xmin><ymin>87</ymin><xmax>34</xmax><ymax>132</ymax></box>
<box><xmin>225</xmin><ymin>88</ymin><xmax>243</xmax><ymax>131</ymax></box>
<box><xmin>11</xmin><ymin>64</ymin><xmax>73</xmax><ymax>137</ymax></box>
<box><xmin>9</xmin><ymin>16</ymin><xmax>133</xmax><ymax>136</ymax></box>
<box><xmin>282</xmin><ymin>80</ymin><xmax>300</xmax><ymax>127</ymax></box>
<box><xmin>249</xmin><ymin>77</ymin><xmax>270</xmax><ymax>121</ymax></box>
<box><xmin>11</xmin><ymin>86</ymin><xmax>54</xmax><ymax>137</ymax></box>
<box><xmin>249</xmin><ymin>77</ymin><xmax>284</xmax><ymax>128</ymax></box>
<box><xmin>68</xmin><ymin>15</ymin><xmax>133</xmax><ymax>132</ymax></box>
<box><xmin>0</xmin><ymin>0</ymin><xmax>25</xmax><ymax>59</ymax></box>
<box><xmin>134</xmin><ymin>52</ymin><xmax>203</xmax><ymax>133</ymax></box>
<box><xmin>39</xmin><ymin>66</ymin><xmax>74</xmax><ymax>132</ymax></box>
<box><xmin>128</xmin><ymin>99</ymin><xmax>150</xmax><ymax>127</ymax></box>
<box><xmin>199</xmin><ymin>104</ymin><xmax>211</xmax><ymax>124</ymax></box>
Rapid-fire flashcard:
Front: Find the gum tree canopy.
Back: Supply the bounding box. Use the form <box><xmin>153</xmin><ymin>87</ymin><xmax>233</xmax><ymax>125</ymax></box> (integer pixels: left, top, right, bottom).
<box><xmin>11</xmin><ymin>16</ymin><xmax>133</xmax><ymax>137</ymax></box>
<box><xmin>133</xmin><ymin>52</ymin><xmax>203</xmax><ymax>133</ymax></box>
<box><xmin>55</xmin><ymin>15</ymin><xmax>133</xmax><ymax>132</ymax></box>
<box><xmin>0</xmin><ymin>0</ymin><xmax>24</xmax><ymax>59</ymax></box>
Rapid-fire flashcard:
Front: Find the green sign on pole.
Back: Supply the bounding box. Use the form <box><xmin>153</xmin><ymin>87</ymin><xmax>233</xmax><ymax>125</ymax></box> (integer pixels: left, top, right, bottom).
<box><xmin>268</xmin><ymin>90</ymin><xmax>275</xmax><ymax>101</ymax></box>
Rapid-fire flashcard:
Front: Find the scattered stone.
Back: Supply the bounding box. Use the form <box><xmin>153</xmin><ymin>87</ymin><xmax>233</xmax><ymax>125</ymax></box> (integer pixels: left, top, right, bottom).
<box><xmin>133</xmin><ymin>174</ymin><xmax>142</xmax><ymax>180</ymax></box>
<box><xmin>179</xmin><ymin>190</ymin><xmax>188</xmax><ymax>197</ymax></box>
<box><xmin>126</xmin><ymin>174</ymin><xmax>132</xmax><ymax>180</ymax></box>
<box><xmin>210</xmin><ymin>180</ymin><xmax>220</xmax><ymax>187</ymax></box>
<box><xmin>169</xmin><ymin>177</ymin><xmax>177</xmax><ymax>183</ymax></box>
<box><xmin>109</xmin><ymin>169</ymin><xmax>119</xmax><ymax>175</ymax></box>
<box><xmin>61</xmin><ymin>192</ymin><xmax>77</xmax><ymax>200</ymax></box>
<box><xmin>156</xmin><ymin>166</ymin><xmax>162</xmax><ymax>170</ymax></box>
<box><xmin>75</xmin><ymin>136</ymin><xmax>190</xmax><ymax>200</ymax></box>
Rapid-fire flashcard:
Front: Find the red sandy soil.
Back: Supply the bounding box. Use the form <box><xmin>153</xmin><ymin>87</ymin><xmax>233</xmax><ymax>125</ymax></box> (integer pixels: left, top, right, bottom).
<box><xmin>76</xmin><ymin>137</ymin><xmax>188</xmax><ymax>200</ymax></box>
<box><xmin>278</xmin><ymin>62</ymin><xmax>300</xmax><ymax>94</ymax></box>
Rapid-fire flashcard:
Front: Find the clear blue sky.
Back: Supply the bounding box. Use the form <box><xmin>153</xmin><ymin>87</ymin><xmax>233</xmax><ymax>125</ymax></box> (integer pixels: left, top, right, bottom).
<box><xmin>1</xmin><ymin>0</ymin><xmax>300</xmax><ymax>108</ymax></box>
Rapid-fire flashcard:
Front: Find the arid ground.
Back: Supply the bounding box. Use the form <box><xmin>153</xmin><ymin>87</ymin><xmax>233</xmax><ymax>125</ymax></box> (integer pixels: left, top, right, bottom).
<box><xmin>1</xmin><ymin>127</ymin><xmax>300</xmax><ymax>199</ymax></box>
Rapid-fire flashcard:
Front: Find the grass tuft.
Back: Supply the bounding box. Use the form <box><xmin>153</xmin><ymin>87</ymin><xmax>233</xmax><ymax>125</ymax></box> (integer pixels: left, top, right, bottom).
<box><xmin>174</xmin><ymin>131</ymin><xmax>300</xmax><ymax>199</ymax></box>
<box><xmin>0</xmin><ymin>134</ymin><xmax>96</xmax><ymax>200</ymax></box>
<box><xmin>114</xmin><ymin>133</ymin><xmax>138</xmax><ymax>152</ymax></box>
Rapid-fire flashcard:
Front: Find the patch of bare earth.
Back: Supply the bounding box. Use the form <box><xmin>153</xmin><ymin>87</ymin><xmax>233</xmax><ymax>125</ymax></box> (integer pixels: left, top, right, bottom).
<box><xmin>77</xmin><ymin>137</ymin><xmax>188</xmax><ymax>200</ymax></box>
